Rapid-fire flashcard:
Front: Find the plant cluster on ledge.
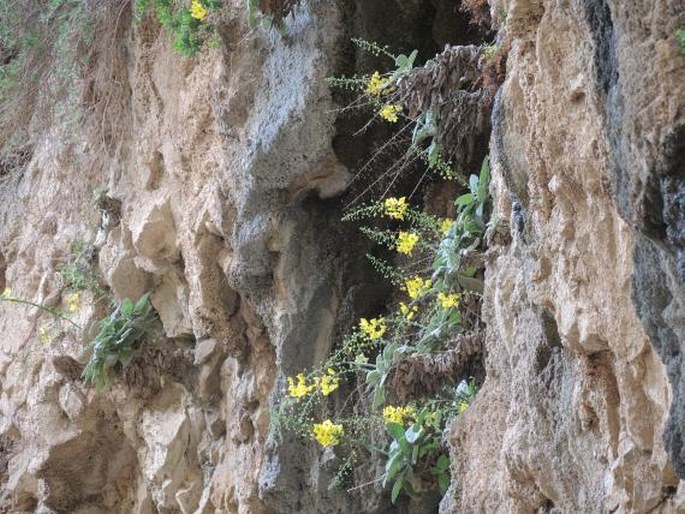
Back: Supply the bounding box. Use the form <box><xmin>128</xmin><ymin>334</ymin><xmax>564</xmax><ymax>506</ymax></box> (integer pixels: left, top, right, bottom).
<box><xmin>273</xmin><ymin>38</ymin><xmax>494</xmax><ymax>505</ymax></box>
<box><xmin>134</xmin><ymin>0</ymin><xmax>222</xmax><ymax>55</ymax></box>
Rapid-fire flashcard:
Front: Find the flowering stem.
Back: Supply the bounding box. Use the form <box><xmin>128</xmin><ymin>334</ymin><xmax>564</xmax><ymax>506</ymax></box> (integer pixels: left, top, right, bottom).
<box><xmin>0</xmin><ymin>298</ymin><xmax>82</xmax><ymax>330</ymax></box>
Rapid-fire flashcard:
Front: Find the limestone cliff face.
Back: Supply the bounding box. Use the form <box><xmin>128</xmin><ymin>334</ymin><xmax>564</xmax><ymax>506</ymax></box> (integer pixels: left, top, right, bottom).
<box><xmin>0</xmin><ymin>0</ymin><xmax>683</xmax><ymax>513</ymax></box>
<box><xmin>444</xmin><ymin>0</ymin><xmax>685</xmax><ymax>512</ymax></box>
<box><xmin>0</xmin><ymin>1</ymin><xmax>356</xmax><ymax>511</ymax></box>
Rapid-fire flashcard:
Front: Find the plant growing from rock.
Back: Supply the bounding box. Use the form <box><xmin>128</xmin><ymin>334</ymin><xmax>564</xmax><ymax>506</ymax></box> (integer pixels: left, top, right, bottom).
<box><xmin>272</xmin><ymin>34</ymin><xmax>497</xmax><ymax>504</ymax></box>
<box><xmin>327</xmin><ymin>38</ymin><xmax>495</xmax><ymax>196</ymax></box>
<box><xmin>0</xmin><ymin>287</ymin><xmax>81</xmax><ymax>331</ymax></box>
<box><xmin>82</xmin><ymin>293</ymin><xmax>158</xmax><ymax>388</ymax></box>
<box><xmin>2</xmin><ymin>285</ymin><xmax>158</xmax><ymax>387</ymax></box>
<box><xmin>274</xmin><ymin>156</ymin><xmax>491</xmax><ymax>504</ymax></box>
<box><xmin>135</xmin><ymin>0</ymin><xmax>222</xmax><ymax>55</ymax></box>
<box><xmin>57</xmin><ymin>239</ymin><xmax>113</xmax><ymax>306</ymax></box>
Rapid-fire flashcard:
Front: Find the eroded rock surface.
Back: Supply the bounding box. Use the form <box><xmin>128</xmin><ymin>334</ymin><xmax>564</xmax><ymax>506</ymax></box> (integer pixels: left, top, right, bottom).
<box><xmin>1</xmin><ymin>0</ymin><xmax>684</xmax><ymax>512</ymax></box>
<box><xmin>0</xmin><ymin>1</ymin><xmax>362</xmax><ymax>512</ymax></box>
<box><xmin>444</xmin><ymin>0</ymin><xmax>685</xmax><ymax>512</ymax></box>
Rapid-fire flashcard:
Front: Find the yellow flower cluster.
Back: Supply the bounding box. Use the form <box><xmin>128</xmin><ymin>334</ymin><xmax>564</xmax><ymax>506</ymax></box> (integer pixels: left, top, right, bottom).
<box><xmin>399</xmin><ymin>302</ymin><xmax>418</xmax><ymax>321</ymax></box>
<box><xmin>320</xmin><ymin>368</ymin><xmax>340</xmax><ymax>396</ymax></box>
<box><xmin>39</xmin><ymin>326</ymin><xmax>52</xmax><ymax>344</ymax></box>
<box><xmin>396</xmin><ymin>231</ymin><xmax>419</xmax><ymax>255</ymax></box>
<box><xmin>1</xmin><ymin>288</ymin><xmax>16</xmax><ymax>302</ymax></box>
<box><xmin>404</xmin><ymin>276</ymin><xmax>431</xmax><ymax>300</ymax></box>
<box><xmin>287</xmin><ymin>368</ymin><xmax>341</xmax><ymax>398</ymax></box>
<box><xmin>458</xmin><ymin>401</ymin><xmax>469</xmax><ymax>414</ymax></box>
<box><xmin>312</xmin><ymin>419</ymin><xmax>344</xmax><ymax>447</ymax></box>
<box><xmin>384</xmin><ymin>196</ymin><xmax>409</xmax><ymax>220</ymax></box>
<box><xmin>438</xmin><ymin>292</ymin><xmax>460</xmax><ymax>309</ymax></box>
<box><xmin>288</xmin><ymin>373</ymin><xmax>316</xmax><ymax>398</ymax></box>
<box><xmin>440</xmin><ymin>219</ymin><xmax>454</xmax><ymax>235</ymax></box>
<box><xmin>383</xmin><ymin>405</ymin><xmax>416</xmax><ymax>426</ymax></box>
<box><xmin>65</xmin><ymin>292</ymin><xmax>79</xmax><ymax>313</ymax></box>
<box><xmin>359</xmin><ymin>317</ymin><xmax>387</xmax><ymax>340</ymax></box>
<box><xmin>354</xmin><ymin>353</ymin><xmax>368</xmax><ymax>364</ymax></box>
<box><xmin>365</xmin><ymin>71</ymin><xmax>391</xmax><ymax>96</ymax></box>
<box><xmin>190</xmin><ymin>0</ymin><xmax>207</xmax><ymax>20</ymax></box>
<box><xmin>379</xmin><ymin>104</ymin><xmax>403</xmax><ymax>123</ymax></box>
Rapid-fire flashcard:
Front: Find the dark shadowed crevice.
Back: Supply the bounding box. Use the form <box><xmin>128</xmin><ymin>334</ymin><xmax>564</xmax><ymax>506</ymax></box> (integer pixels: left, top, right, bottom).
<box><xmin>632</xmin><ymin>236</ymin><xmax>684</xmax><ymax>476</ymax></box>
<box><xmin>0</xmin><ymin>251</ymin><xmax>5</xmax><ymax>291</ymax></box>
<box><xmin>331</xmin><ymin>0</ymin><xmax>492</xmax><ymax>201</ymax></box>
<box><xmin>580</xmin><ymin>0</ymin><xmax>618</xmax><ymax>97</ymax></box>
<box><xmin>630</xmin><ymin>127</ymin><xmax>685</xmax><ymax>477</ymax></box>
<box><xmin>579</xmin><ymin>0</ymin><xmax>630</xmax><ymax>226</ymax></box>
<box><xmin>581</xmin><ymin>0</ymin><xmax>685</xmax><ymax>480</ymax></box>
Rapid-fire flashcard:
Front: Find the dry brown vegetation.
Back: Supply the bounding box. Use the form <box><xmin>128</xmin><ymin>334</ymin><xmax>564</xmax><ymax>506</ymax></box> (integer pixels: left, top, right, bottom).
<box><xmin>0</xmin><ymin>0</ymin><xmax>131</xmax><ymax>162</ymax></box>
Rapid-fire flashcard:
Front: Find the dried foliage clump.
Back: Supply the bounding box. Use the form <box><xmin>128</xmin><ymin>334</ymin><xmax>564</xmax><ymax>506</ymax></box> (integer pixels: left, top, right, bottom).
<box><xmin>386</xmin><ymin>331</ymin><xmax>483</xmax><ymax>403</ymax></box>
<box><xmin>480</xmin><ymin>39</ymin><xmax>511</xmax><ymax>101</ymax></box>
<box><xmin>0</xmin><ymin>0</ymin><xmax>131</xmax><ymax>158</ymax></box>
<box><xmin>258</xmin><ymin>0</ymin><xmax>299</xmax><ymax>25</ymax></box>
<box><xmin>459</xmin><ymin>0</ymin><xmax>491</xmax><ymax>27</ymax></box>
<box><xmin>123</xmin><ymin>345</ymin><xmax>195</xmax><ymax>397</ymax></box>
<box><xmin>399</xmin><ymin>45</ymin><xmax>492</xmax><ymax>169</ymax></box>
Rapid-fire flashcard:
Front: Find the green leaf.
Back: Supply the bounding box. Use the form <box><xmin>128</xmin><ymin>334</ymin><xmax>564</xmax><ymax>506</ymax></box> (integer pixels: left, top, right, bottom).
<box><xmin>134</xmin><ymin>292</ymin><xmax>150</xmax><ymax>312</ymax></box>
<box><xmin>479</xmin><ymin>155</ymin><xmax>490</xmax><ymax>184</ymax></box>
<box><xmin>407</xmin><ymin>49</ymin><xmax>418</xmax><ymax>67</ymax></box>
<box><xmin>121</xmin><ymin>298</ymin><xmax>133</xmax><ymax>316</ymax></box>
<box><xmin>261</xmin><ymin>16</ymin><xmax>273</xmax><ymax>31</ymax></box>
<box><xmin>373</xmin><ymin>386</ymin><xmax>386</xmax><ymax>408</ymax></box>
<box><xmin>461</xmin><ymin>267</ymin><xmax>477</xmax><ymax>277</ymax></box>
<box><xmin>404</xmin><ymin>425</ymin><xmax>423</xmax><ymax>444</ymax></box>
<box><xmin>455</xmin><ymin>193</ymin><xmax>474</xmax><ymax>207</ymax></box>
<box><xmin>438</xmin><ymin>472</ymin><xmax>450</xmax><ymax>494</ymax></box>
<box><xmin>391</xmin><ymin>475</ymin><xmax>404</xmax><ymax>504</ymax></box>
<box><xmin>476</xmin><ymin>202</ymin><xmax>484</xmax><ymax>220</ymax></box>
<box><xmin>386</xmin><ymin>422</ymin><xmax>406</xmax><ymax>441</ymax></box>
<box><xmin>385</xmin><ymin>451</ymin><xmax>403</xmax><ymax>482</ymax></box>
<box><xmin>469</xmin><ymin>174</ymin><xmax>479</xmax><ymax>195</ymax></box>
<box><xmin>246</xmin><ymin>0</ymin><xmax>258</xmax><ymax>26</ymax></box>
<box><xmin>366</xmin><ymin>369</ymin><xmax>379</xmax><ymax>384</ymax></box>
<box><xmin>435</xmin><ymin>454</ymin><xmax>450</xmax><ymax>472</ymax></box>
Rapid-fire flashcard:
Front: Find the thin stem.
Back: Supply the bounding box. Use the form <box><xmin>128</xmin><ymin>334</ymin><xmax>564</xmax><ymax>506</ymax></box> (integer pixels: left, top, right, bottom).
<box><xmin>0</xmin><ymin>298</ymin><xmax>81</xmax><ymax>330</ymax></box>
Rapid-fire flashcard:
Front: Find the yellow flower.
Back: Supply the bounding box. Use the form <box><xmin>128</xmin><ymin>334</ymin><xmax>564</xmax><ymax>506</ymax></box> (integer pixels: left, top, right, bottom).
<box><xmin>382</xmin><ymin>405</ymin><xmax>416</xmax><ymax>426</ymax></box>
<box><xmin>287</xmin><ymin>373</ymin><xmax>316</xmax><ymax>398</ymax></box>
<box><xmin>1</xmin><ymin>288</ymin><xmax>16</xmax><ymax>302</ymax></box>
<box><xmin>320</xmin><ymin>368</ymin><xmax>340</xmax><ymax>396</ymax></box>
<box><xmin>404</xmin><ymin>276</ymin><xmax>431</xmax><ymax>300</ymax></box>
<box><xmin>39</xmin><ymin>326</ymin><xmax>51</xmax><ymax>344</ymax></box>
<box><xmin>312</xmin><ymin>419</ymin><xmax>344</xmax><ymax>448</ymax></box>
<box><xmin>190</xmin><ymin>0</ymin><xmax>207</xmax><ymax>20</ymax></box>
<box><xmin>384</xmin><ymin>197</ymin><xmax>409</xmax><ymax>220</ymax></box>
<box><xmin>396</xmin><ymin>231</ymin><xmax>419</xmax><ymax>255</ymax></box>
<box><xmin>458</xmin><ymin>401</ymin><xmax>469</xmax><ymax>414</ymax></box>
<box><xmin>399</xmin><ymin>302</ymin><xmax>418</xmax><ymax>321</ymax></box>
<box><xmin>65</xmin><ymin>292</ymin><xmax>79</xmax><ymax>313</ymax></box>
<box><xmin>365</xmin><ymin>71</ymin><xmax>389</xmax><ymax>96</ymax></box>
<box><xmin>379</xmin><ymin>104</ymin><xmax>402</xmax><ymax>123</ymax></box>
<box><xmin>438</xmin><ymin>292</ymin><xmax>460</xmax><ymax>309</ymax></box>
<box><xmin>440</xmin><ymin>219</ymin><xmax>454</xmax><ymax>235</ymax></box>
<box><xmin>359</xmin><ymin>317</ymin><xmax>387</xmax><ymax>340</ymax></box>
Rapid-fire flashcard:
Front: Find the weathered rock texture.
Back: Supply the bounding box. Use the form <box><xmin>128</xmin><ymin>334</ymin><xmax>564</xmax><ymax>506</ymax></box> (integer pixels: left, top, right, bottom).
<box><xmin>1</xmin><ymin>0</ymin><xmax>684</xmax><ymax>512</ymax></box>
<box><xmin>0</xmin><ymin>0</ymin><xmax>474</xmax><ymax>511</ymax></box>
<box><xmin>0</xmin><ymin>1</ymin><xmax>361</xmax><ymax>511</ymax></box>
<box><xmin>444</xmin><ymin>0</ymin><xmax>685</xmax><ymax>512</ymax></box>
